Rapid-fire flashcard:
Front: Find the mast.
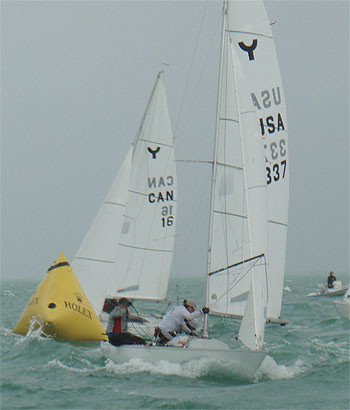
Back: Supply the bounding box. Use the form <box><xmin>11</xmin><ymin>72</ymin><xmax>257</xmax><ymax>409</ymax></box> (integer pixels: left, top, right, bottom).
<box><xmin>203</xmin><ymin>0</ymin><xmax>228</xmax><ymax>338</ymax></box>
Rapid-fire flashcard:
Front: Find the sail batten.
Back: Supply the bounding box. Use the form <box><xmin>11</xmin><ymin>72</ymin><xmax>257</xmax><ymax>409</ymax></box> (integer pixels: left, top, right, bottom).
<box><xmin>226</xmin><ymin>29</ymin><xmax>273</xmax><ymax>39</ymax></box>
<box><xmin>75</xmin><ymin>257</ymin><xmax>115</xmax><ymax>264</ymax></box>
<box><xmin>213</xmin><ymin>211</ymin><xmax>247</xmax><ymax>221</ymax></box>
<box><xmin>119</xmin><ymin>244</ymin><xmax>174</xmax><ymax>253</ymax></box>
<box><xmin>139</xmin><ymin>138</ymin><xmax>174</xmax><ymax>148</ymax></box>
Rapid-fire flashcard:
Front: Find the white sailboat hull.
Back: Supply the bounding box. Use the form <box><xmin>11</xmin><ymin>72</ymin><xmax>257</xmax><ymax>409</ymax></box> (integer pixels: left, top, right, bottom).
<box><xmin>101</xmin><ymin>337</ymin><xmax>266</xmax><ymax>377</ymax></box>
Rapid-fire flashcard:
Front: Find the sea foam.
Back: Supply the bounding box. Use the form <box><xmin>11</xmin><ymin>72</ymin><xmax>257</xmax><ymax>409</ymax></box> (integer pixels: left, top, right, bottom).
<box><xmin>257</xmin><ymin>355</ymin><xmax>306</xmax><ymax>380</ymax></box>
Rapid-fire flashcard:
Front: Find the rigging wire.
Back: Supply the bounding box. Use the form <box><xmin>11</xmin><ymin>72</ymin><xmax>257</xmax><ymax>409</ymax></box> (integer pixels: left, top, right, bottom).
<box><xmin>171</xmin><ymin>1</ymin><xmax>210</xmax><ymax>305</ymax></box>
<box><xmin>174</xmin><ymin>0</ymin><xmax>209</xmax><ymax>138</ymax></box>
<box><xmin>177</xmin><ymin>15</ymin><xmax>221</xmax><ymax>148</ymax></box>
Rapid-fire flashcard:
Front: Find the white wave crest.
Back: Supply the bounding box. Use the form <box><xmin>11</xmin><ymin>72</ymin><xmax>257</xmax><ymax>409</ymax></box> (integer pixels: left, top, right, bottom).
<box><xmin>14</xmin><ymin>318</ymin><xmax>49</xmax><ymax>346</ymax></box>
<box><xmin>257</xmin><ymin>355</ymin><xmax>306</xmax><ymax>380</ymax></box>
<box><xmin>104</xmin><ymin>357</ymin><xmax>208</xmax><ymax>378</ymax></box>
<box><xmin>3</xmin><ymin>290</ymin><xmax>15</xmax><ymax>297</ymax></box>
<box><xmin>104</xmin><ymin>355</ymin><xmax>259</xmax><ymax>381</ymax></box>
<box><xmin>45</xmin><ymin>358</ymin><xmax>104</xmax><ymax>374</ymax></box>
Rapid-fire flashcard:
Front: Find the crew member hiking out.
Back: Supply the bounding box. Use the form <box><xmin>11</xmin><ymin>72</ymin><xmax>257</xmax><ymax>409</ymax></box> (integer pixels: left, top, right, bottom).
<box><xmin>155</xmin><ymin>299</ymin><xmax>209</xmax><ymax>345</ymax></box>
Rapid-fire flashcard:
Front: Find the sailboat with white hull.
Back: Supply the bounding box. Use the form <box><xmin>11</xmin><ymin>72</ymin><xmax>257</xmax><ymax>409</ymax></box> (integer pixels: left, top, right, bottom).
<box><xmin>72</xmin><ymin>71</ymin><xmax>177</xmax><ymax>339</ymax></box>
<box><xmin>102</xmin><ymin>0</ymin><xmax>289</xmax><ymax>376</ymax></box>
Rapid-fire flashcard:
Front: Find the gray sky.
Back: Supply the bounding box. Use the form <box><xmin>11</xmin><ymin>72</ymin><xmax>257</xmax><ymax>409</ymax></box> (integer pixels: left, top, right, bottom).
<box><xmin>2</xmin><ymin>1</ymin><xmax>349</xmax><ymax>281</ymax></box>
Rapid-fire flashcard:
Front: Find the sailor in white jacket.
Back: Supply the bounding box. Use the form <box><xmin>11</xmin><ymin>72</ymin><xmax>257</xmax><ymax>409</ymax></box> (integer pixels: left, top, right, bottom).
<box><xmin>156</xmin><ymin>299</ymin><xmax>209</xmax><ymax>344</ymax></box>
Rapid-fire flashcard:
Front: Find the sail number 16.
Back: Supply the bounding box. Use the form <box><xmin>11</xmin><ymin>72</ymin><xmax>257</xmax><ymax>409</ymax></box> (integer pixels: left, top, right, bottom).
<box><xmin>161</xmin><ymin>205</ymin><xmax>174</xmax><ymax>227</ymax></box>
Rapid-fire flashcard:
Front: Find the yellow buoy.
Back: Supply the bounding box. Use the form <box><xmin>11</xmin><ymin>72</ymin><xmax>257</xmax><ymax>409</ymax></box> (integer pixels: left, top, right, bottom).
<box><xmin>13</xmin><ymin>252</ymin><xmax>108</xmax><ymax>341</ymax></box>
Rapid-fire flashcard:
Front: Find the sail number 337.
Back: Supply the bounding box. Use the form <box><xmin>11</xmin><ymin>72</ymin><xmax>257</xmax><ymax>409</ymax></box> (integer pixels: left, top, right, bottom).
<box><xmin>266</xmin><ymin>139</ymin><xmax>287</xmax><ymax>185</ymax></box>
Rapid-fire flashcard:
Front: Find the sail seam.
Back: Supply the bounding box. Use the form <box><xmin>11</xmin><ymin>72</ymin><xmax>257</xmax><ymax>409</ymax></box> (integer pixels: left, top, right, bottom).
<box><xmin>119</xmin><ymin>243</ymin><xmax>173</xmax><ymax>253</ymax></box>
<box><xmin>213</xmin><ymin>209</ymin><xmax>247</xmax><ymax>219</ymax></box>
<box><xmin>139</xmin><ymin>138</ymin><xmax>174</xmax><ymax>148</ymax></box>
<box><xmin>104</xmin><ymin>201</ymin><xmax>126</xmax><ymax>207</ymax></box>
<box><xmin>74</xmin><ymin>257</ymin><xmax>114</xmax><ymax>264</ymax></box>
<box><xmin>226</xmin><ymin>29</ymin><xmax>273</xmax><ymax>39</ymax></box>
<box><xmin>216</xmin><ymin>162</ymin><xmax>243</xmax><ymax>170</ymax></box>
<box><xmin>219</xmin><ymin>117</ymin><xmax>238</xmax><ymax>123</ymax></box>
<box><xmin>268</xmin><ymin>220</ymin><xmax>288</xmax><ymax>227</ymax></box>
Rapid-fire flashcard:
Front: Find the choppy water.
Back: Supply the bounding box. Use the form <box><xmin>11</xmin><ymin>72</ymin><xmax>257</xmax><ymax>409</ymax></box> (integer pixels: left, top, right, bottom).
<box><xmin>1</xmin><ymin>273</ymin><xmax>349</xmax><ymax>409</ymax></box>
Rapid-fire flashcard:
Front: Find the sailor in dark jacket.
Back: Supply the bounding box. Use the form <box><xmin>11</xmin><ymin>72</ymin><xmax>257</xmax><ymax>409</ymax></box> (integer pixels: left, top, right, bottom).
<box><xmin>107</xmin><ymin>298</ymin><xmax>146</xmax><ymax>346</ymax></box>
<box><xmin>327</xmin><ymin>271</ymin><xmax>336</xmax><ymax>289</ymax></box>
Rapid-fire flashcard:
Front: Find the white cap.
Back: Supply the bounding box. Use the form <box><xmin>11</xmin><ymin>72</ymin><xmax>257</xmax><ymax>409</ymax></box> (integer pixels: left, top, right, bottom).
<box><xmin>185</xmin><ymin>299</ymin><xmax>197</xmax><ymax>309</ymax></box>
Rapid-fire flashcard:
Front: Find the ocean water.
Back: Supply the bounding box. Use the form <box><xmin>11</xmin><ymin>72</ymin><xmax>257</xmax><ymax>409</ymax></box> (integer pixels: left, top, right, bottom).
<box><xmin>1</xmin><ymin>273</ymin><xmax>349</xmax><ymax>410</ymax></box>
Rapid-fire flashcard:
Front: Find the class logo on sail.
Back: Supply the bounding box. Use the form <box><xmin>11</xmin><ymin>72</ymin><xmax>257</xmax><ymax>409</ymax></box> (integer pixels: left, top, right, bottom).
<box><xmin>238</xmin><ymin>39</ymin><xmax>258</xmax><ymax>61</ymax></box>
<box><xmin>148</xmin><ymin>146</ymin><xmax>160</xmax><ymax>159</ymax></box>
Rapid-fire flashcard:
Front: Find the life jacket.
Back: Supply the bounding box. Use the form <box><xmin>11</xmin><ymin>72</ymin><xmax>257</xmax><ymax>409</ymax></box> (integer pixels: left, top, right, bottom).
<box><xmin>112</xmin><ymin>317</ymin><xmax>122</xmax><ymax>333</ymax></box>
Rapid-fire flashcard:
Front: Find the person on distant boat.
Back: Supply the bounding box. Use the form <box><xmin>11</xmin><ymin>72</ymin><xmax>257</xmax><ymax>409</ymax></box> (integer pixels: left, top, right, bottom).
<box><xmin>327</xmin><ymin>271</ymin><xmax>337</xmax><ymax>289</ymax></box>
<box><xmin>107</xmin><ymin>297</ymin><xmax>146</xmax><ymax>347</ymax></box>
<box><xmin>155</xmin><ymin>299</ymin><xmax>209</xmax><ymax>345</ymax></box>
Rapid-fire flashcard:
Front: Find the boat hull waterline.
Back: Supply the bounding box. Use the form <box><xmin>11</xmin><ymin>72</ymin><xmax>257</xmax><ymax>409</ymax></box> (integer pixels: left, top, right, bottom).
<box><xmin>101</xmin><ymin>337</ymin><xmax>266</xmax><ymax>377</ymax></box>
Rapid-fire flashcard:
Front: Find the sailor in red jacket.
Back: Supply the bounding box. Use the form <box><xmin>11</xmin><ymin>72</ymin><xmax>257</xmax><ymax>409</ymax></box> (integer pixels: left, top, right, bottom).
<box><xmin>106</xmin><ymin>298</ymin><xmax>146</xmax><ymax>346</ymax></box>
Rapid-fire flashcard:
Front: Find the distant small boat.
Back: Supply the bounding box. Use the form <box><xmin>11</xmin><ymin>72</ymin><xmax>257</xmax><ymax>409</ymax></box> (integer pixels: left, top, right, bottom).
<box><xmin>13</xmin><ymin>252</ymin><xmax>108</xmax><ymax>342</ymax></box>
<box><xmin>307</xmin><ymin>281</ymin><xmax>348</xmax><ymax>297</ymax></box>
<box><xmin>334</xmin><ymin>289</ymin><xmax>350</xmax><ymax>319</ymax></box>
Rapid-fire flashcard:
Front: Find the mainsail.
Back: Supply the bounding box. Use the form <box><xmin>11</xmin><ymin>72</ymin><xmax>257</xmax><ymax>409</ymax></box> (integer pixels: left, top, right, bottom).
<box><xmin>73</xmin><ymin>72</ymin><xmax>176</xmax><ymax>313</ymax></box>
<box><xmin>114</xmin><ymin>72</ymin><xmax>177</xmax><ymax>301</ymax></box>
<box><xmin>227</xmin><ymin>0</ymin><xmax>289</xmax><ymax>319</ymax></box>
<box><xmin>206</xmin><ymin>0</ymin><xmax>288</xmax><ymax>332</ymax></box>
